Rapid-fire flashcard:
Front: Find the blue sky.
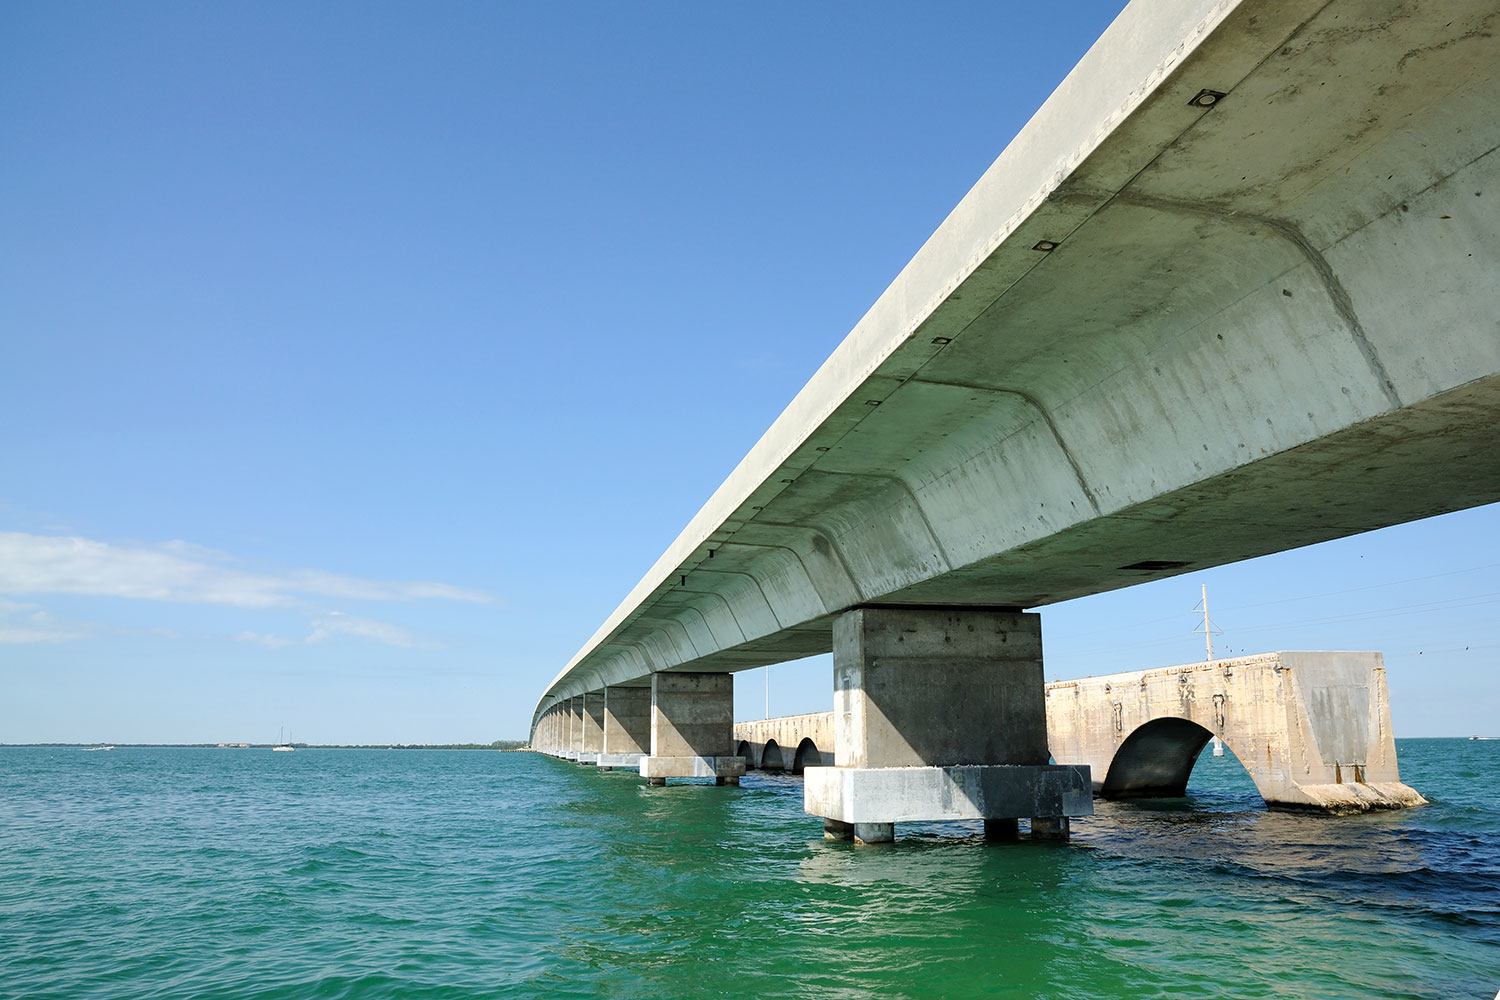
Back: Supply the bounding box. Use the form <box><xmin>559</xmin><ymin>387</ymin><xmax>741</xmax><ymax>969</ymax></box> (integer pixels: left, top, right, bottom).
<box><xmin>3</xmin><ymin>2</ymin><xmax>1495</xmax><ymax>743</ymax></box>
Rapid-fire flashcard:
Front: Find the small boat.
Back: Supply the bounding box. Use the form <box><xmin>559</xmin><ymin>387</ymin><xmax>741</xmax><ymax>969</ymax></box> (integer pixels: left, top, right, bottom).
<box><xmin>272</xmin><ymin>727</ymin><xmax>296</xmax><ymax>752</ymax></box>
<box><xmin>84</xmin><ymin>745</ymin><xmax>114</xmax><ymax>752</ymax></box>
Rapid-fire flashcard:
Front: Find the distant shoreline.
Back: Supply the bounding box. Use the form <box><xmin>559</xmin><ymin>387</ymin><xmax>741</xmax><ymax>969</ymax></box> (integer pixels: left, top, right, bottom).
<box><xmin>0</xmin><ymin>741</ymin><xmax>529</xmax><ymax>750</ymax></box>
<box><xmin>1</xmin><ymin>737</ymin><xmax>1483</xmax><ymax>747</ymax></box>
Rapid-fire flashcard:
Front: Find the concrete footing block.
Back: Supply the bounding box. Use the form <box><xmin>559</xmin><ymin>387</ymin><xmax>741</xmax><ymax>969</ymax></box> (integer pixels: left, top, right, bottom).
<box><xmin>1268</xmin><ymin>781</ymin><xmax>1428</xmax><ymax>815</ymax></box>
<box><xmin>1030</xmin><ymin>816</ymin><xmax>1071</xmax><ymax>841</ymax></box>
<box><xmin>576</xmin><ymin>752</ymin><xmax>598</xmax><ymax>765</ymax></box>
<box><xmin>822</xmin><ymin>817</ymin><xmax>893</xmax><ymax>845</ymax></box>
<box><xmin>639</xmin><ymin>755</ymin><xmax>746</xmax><ymax>781</ymax></box>
<box><xmin>804</xmin><ymin>764</ymin><xmax>1092</xmax><ymax>827</ymax></box>
<box><xmin>984</xmin><ymin>818</ymin><xmax>1021</xmax><ymax>841</ymax></box>
<box><xmin>595</xmin><ymin>752</ymin><xmax>644</xmax><ymax>770</ymax></box>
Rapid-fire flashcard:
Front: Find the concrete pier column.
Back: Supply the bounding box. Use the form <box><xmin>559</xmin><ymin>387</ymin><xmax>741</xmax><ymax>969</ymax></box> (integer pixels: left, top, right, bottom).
<box><xmin>1031</xmin><ymin>817</ymin><xmax>1070</xmax><ymax>840</ymax></box>
<box><xmin>803</xmin><ymin>608</ymin><xmax>1091</xmax><ymax>844</ymax></box>
<box><xmin>577</xmin><ymin>692</ymin><xmax>604</xmax><ymax>765</ymax></box>
<box><xmin>563</xmin><ymin>697</ymin><xmax>582</xmax><ymax>761</ymax></box>
<box><xmin>984</xmin><ymin>818</ymin><xmax>1021</xmax><ymax>842</ymax></box>
<box><xmin>598</xmin><ymin>684</ymin><xmax>650</xmax><ymax>771</ymax></box>
<box><xmin>639</xmin><ymin>672</ymin><xmax>746</xmax><ymax>785</ymax></box>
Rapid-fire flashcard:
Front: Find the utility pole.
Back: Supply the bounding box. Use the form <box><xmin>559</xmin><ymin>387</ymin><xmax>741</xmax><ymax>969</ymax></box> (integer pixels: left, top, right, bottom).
<box><xmin>1200</xmin><ymin>583</ymin><xmax>1214</xmax><ymax>663</ymax></box>
<box><xmin>1194</xmin><ymin>584</ymin><xmax>1226</xmax><ymax>756</ymax></box>
<box><xmin>764</xmin><ymin>665</ymin><xmax>770</xmax><ymax>720</ymax></box>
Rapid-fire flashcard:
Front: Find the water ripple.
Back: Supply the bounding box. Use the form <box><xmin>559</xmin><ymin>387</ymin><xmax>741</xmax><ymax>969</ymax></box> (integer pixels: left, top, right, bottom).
<box><xmin>0</xmin><ymin>742</ymin><xmax>1494</xmax><ymax>998</ymax></box>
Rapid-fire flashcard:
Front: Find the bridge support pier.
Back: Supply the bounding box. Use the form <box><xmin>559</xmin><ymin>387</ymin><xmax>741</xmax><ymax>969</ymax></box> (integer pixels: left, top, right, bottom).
<box><xmin>597</xmin><ymin>684</ymin><xmax>649</xmax><ymax>771</ymax></box>
<box><xmin>577</xmin><ymin>691</ymin><xmax>604</xmax><ymax>765</ymax></box>
<box><xmin>983</xmin><ymin>818</ymin><xmax>1020</xmax><ymax>842</ymax></box>
<box><xmin>820</xmin><ymin>819</ymin><xmax>892</xmax><ymax>844</ymax></box>
<box><xmin>563</xmin><ymin>697</ymin><xmax>582</xmax><ymax>761</ymax></box>
<box><xmin>639</xmin><ymin>672</ymin><xmax>746</xmax><ymax>785</ymax></box>
<box><xmin>1031</xmin><ymin>817</ymin><xmax>1070</xmax><ymax>841</ymax></box>
<box><xmin>804</xmin><ymin>608</ymin><xmax>1091</xmax><ymax>844</ymax></box>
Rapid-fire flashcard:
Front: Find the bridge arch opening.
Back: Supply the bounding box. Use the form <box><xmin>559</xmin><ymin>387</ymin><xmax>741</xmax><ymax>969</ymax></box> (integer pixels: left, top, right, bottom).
<box><xmin>792</xmin><ymin>738</ymin><xmax>821</xmax><ymax>774</ymax></box>
<box><xmin>736</xmin><ymin>740</ymin><xmax>753</xmax><ymax>768</ymax></box>
<box><xmin>1102</xmin><ymin>717</ymin><xmax>1219</xmax><ymax>799</ymax></box>
<box><xmin>761</xmin><ymin>739</ymin><xmax>784</xmax><ymax>771</ymax></box>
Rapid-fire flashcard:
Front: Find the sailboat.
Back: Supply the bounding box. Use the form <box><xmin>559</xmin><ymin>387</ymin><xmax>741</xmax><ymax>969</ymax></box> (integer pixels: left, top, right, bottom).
<box><xmin>272</xmin><ymin>727</ymin><xmax>295</xmax><ymax>752</ymax></box>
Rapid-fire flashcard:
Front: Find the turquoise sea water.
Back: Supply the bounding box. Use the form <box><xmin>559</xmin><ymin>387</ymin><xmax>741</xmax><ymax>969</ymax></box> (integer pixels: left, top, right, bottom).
<box><xmin>1</xmin><ymin>740</ymin><xmax>1495</xmax><ymax>999</ymax></box>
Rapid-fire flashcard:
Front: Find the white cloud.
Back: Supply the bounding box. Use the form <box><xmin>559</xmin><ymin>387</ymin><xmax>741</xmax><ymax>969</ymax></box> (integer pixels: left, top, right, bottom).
<box><xmin>232</xmin><ymin>615</ymin><xmax>433</xmax><ymax>650</ymax></box>
<box><xmin>0</xmin><ymin>598</ymin><xmax>82</xmax><ymax>644</ymax></box>
<box><xmin>0</xmin><ymin>532</ymin><xmax>492</xmax><ymax>609</ymax></box>
<box><xmin>306</xmin><ymin>612</ymin><xmax>432</xmax><ymax>649</ymax></box>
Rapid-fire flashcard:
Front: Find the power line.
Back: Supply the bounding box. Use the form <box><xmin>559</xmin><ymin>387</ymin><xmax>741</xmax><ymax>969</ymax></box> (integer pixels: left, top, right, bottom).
<box><xmin>1057</xmin><ymin>560</ymin><xmax>1500</xmax><ymax>640</ymax></box>
<box><xmin>1060</xmin><ymin>591</ymin><xmax>1500</xmax><ymax>659</ymax></box>
<box><xmin>1215</xmin><ymin>562</ymin><xmax>1500</xmax><ymax>614</ymax></box>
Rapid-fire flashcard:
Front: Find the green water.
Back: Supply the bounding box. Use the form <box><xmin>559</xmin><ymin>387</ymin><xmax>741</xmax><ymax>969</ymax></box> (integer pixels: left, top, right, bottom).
<box><xmin>1</xmin><ymin>741</ymin><xmax>1495</xmax><ymax>998</ymax></box>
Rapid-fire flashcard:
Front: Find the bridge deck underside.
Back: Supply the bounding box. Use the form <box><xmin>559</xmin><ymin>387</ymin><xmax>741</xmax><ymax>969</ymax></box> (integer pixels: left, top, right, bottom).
<box><xmin>537</xmin><ymin>1</ymin><xmax>1500</xmax><ymax>719</ymax></box>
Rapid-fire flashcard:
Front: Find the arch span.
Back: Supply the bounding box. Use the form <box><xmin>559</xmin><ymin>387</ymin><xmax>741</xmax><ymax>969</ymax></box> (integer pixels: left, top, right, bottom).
<box><xmin>1101</xmin><ymin>717</ymin><xmax>1215</xmax><ymax>798</ymax></box>
<box><xmin>1047</xmin><ymin>652</ymin><xmax>1424</xmax><ymax>813</ymax></box>
<box><xmin>733</xmin><ymin>712</ymin><xmax>836</xmax><ymax>775</ymax></box>
<box><xmin>736</xmin><ymin>740</ymin><xmax>754</xmax><ymax>768</ymax></box>
<box><xmin>761</xmin><ymin>739</ymin><xmax>784</xmax><ymax>771</ymax></box>
<box><xmin>792</xmin><ymin>738</ymin><xmax>821</xmax><ymax>774</ymax></box>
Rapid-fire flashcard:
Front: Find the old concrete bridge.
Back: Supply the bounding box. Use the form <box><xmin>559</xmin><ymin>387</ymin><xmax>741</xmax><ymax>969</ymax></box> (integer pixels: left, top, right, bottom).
<box><xmin>531</xmin><ymin>0</ymin><xmax>1496</xmax><ymax>844</ymax></box>
<box><xmin>730</xmin><ymin>651</ymin><xmax>1425</xmax><ymax>817</ymax></box>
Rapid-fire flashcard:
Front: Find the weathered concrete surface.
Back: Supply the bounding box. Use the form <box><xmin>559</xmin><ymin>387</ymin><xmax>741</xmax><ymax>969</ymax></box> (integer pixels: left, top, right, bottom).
<box><xmin>532</xmin><ymin>1</ymin><xmax>1500</xmax><ymax>738</ymax></box>
<box><xmin>533</xmin><ymin>708</ymin><xmax>553</xmax><ymax>754</ymax></box>
<box><xmin>562</xmin><ymin>697</ymin><xmax>582</xmax><ymax>760</ymax></box>
<box><xmin>544</xmin><ymin>704</ymin><xmax>565</xmax><ymax>757</ymax></box>
<box><xmin>639</xmin><ymin>754</ymin><xmax>745</xmax><ymax>781</ymax></box>
<box><xmin>805</xmin><ymin>608</ymin><xmax>1091</xmax><ymax>838</ymax></box>
<box><xmin>639</xmin><ymin>672</ymin><xmax>746</xmax><ymax>782</ymax></box>
<box><xmin>596</xmin><ymin>752</ymin><xmax>643</xmax><ymax>770</ymax></box>
<box><xmin>744</xmin><ymin>649</ymin><xmax>1423</xmax><ymax>814</ymax></box>
<box><xmin>832</xmin><ymin>608</ymin><xmax>1049</xmax><ymax>768</ymax></box>
<box><xmin>734</xmin><ymin>711</ymin><xmax>835</xmax><ymax>771</ymax></box>
<box><xmin>805</xmin><ymin>764</ymin><xmax>1093</xmax><ymax>825</ymax></box>
<box><xmin>580</xmin><ymin>692</ymin><xmax>605</xmax><ymax>763</ymax></box>
<box><xmin>602</xmin><ymin>684</ymin><xmax>650</xmax><ymax>756</ymax></box>
<box><xmin>1047</xmin><ymin>651</ymin><xmax>1425</xmax><ymax>814</ymax></box>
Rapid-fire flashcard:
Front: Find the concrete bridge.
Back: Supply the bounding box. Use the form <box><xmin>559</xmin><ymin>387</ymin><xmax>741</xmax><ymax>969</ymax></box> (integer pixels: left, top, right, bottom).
<box><xmin>531</xmin><ymin>0</ymin><xmax>1498</xmax><ymax>844</ymax></box>
<box><xmin>733</xmin><ymin>712</ymin><xmax>835</xmax><ymax>773</ymax></box>
<box><xmin>732</xmin><ymin>651</ymin><xmax>1425</xmax><ymax>816</ymax></box>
